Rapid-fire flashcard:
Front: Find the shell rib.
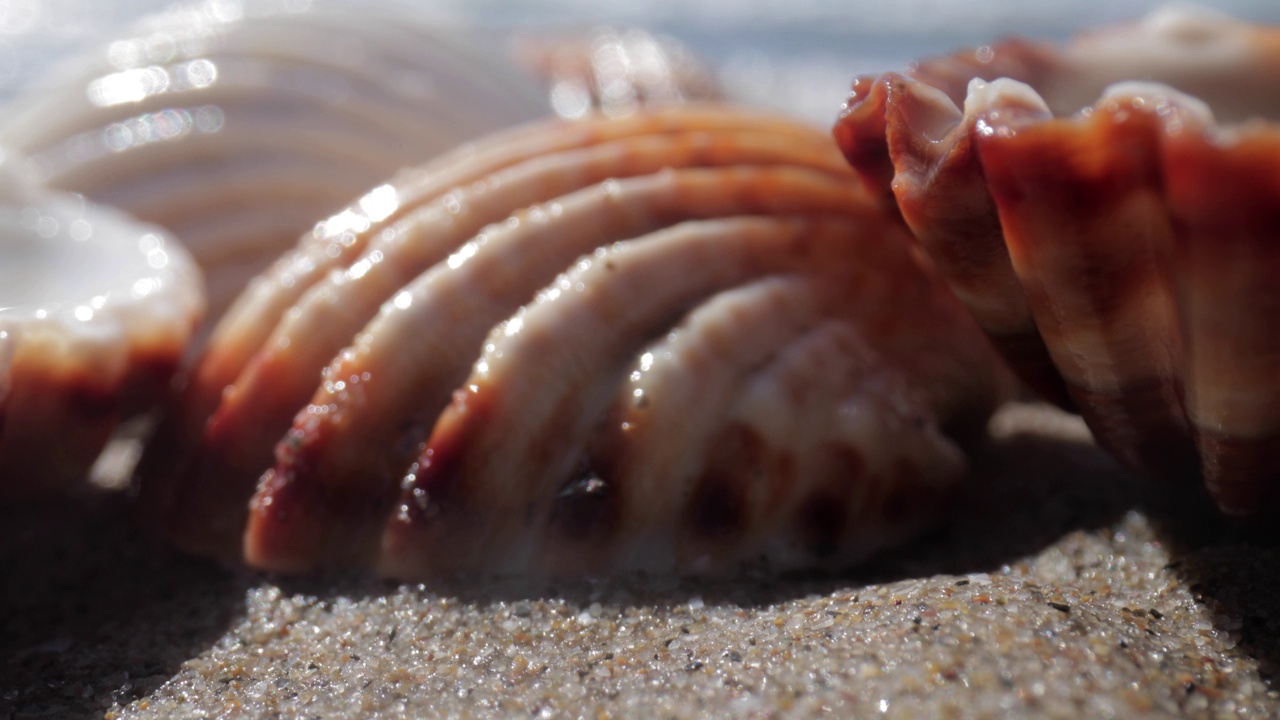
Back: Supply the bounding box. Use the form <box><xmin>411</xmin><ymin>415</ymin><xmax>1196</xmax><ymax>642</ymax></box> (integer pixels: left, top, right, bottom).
<box><xmin>0</xmin><ymin>0</ymin><xmax>550</xmax><ymax>323</ymax></box>
<box><xmin>834</xmin><ymin>6</ymin><xmax>1280</xmax><ymax>515</ymax></box>
<box><xmin>0</xmin><ymin>156</ymin><xmax>203</xmax><ymax>499</ymax></box>
<box><xmin>139</xmin><ymin>106</ymin><xmax>1009</xmax><ymax>577</ymax></box>
<box><xmin>373</xmin><ymin>218</ymin><xmax>976</xmax><ymax>578</ymax></box>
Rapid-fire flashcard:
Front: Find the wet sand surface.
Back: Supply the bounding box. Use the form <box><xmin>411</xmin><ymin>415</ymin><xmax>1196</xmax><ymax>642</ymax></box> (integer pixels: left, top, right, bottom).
<box><xmin>4</xmin><ymin>402</ymin><xmax>1279</xmax><ymax>719</ymax></box>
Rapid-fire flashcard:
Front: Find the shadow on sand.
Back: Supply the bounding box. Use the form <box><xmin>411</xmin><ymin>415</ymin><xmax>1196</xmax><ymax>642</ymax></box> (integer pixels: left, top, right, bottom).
<box><xmin>0</xmin><ymin>491</ymin><xmax>248</xmax><ymax>719</ymax></box>
<box><xmin>5</xmin><ymin>402</ymin><xmax>1277</xmax><ymax>718</ymax></box>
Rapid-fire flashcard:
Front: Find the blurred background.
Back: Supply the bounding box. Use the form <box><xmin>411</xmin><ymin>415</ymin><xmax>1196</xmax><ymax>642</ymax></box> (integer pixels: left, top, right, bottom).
<box><xmin>2</xmin><ymin>0</ymin><xmax>1279</xmax><ymax>123</ymax></box>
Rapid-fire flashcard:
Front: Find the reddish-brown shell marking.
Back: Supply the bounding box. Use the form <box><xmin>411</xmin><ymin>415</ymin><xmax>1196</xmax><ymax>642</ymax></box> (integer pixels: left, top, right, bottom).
<box><xmin>835</xmin><ymin>6</ymin><xmax>1280</xmax><ymax>516</ymax></box>
<box><xmin>140</xmin><ymin>106</ymin><xmax>1010</xmax><ymax>578</ymax></box>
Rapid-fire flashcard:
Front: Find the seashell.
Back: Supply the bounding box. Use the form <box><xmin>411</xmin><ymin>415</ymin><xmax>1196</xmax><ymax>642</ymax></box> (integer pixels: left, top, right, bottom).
<box><xmin>0</xmin><ymin>0</ymin><xmax>550</xmax><ymax>324</ymax></box>
<box><xmin>834</xmin><ymin>5</ymin><xmax>1280</xmax><ymax>515</ymax></box>
<box><xmin>0</xmin><ymin>153</ymin><xmax>203</xmax><ymax>499</ymax></box>
<box><xmin>138</xmin><ymin>106</ymin><xmax>1010</xmax><ymax>577</ymax></box>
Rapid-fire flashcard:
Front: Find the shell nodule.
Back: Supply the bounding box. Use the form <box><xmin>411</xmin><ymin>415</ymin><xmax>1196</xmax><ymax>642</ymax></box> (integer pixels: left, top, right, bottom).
<box><xmin>835</xmin><ymin>5</ymin><xmax>1280</xmax><ymax>516</ymax></box>
<box><xmin>138</xmin><ymin>106</ymin><xmax>1010</xmax><ymax>579</ymax></box>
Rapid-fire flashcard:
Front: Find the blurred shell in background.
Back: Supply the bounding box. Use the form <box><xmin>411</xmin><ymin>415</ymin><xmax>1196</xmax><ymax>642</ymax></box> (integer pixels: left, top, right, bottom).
<box><xmin>0</xmin><ymin>1</ymin><xmax>729</xmax><ymax>328</ymax></box>
<box><xmin>0</xmin><ymin>0</ymin><xmax>551</xmax><ymax>324</ymax></box>
<box><xmin>0</xmin><ymin>152</ymin><xmax>203</xmax><ymax>499</ymax></box>
<box><xmin>835</xmin><ymin>5</ymin><xmax>1280</xmax><ymax>517</ymax></box>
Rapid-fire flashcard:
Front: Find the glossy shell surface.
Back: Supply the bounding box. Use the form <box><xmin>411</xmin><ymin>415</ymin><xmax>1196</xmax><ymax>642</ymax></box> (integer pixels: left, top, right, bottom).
<box><xmin>835</xmin><ymin>6</ymin><xmax>1280</xmax><ymax>515</ymax></box>
<box><xmin>140</xmin><ymin>106</ymin><xmax>1010</xmax><ymax>578</ymax></box>
<box><xmin>0</xmin><ymin>155</ymin><xmax>203</xmax><ymax>499</ymax></box>
<box><xmin>0</xmin><ymin>0</ymin><xmax>550</xmax><ymax>324</ymax></box>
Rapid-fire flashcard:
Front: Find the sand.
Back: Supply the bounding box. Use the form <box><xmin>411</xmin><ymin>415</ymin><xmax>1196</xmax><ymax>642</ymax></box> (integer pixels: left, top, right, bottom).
<box><xmin>3</xmin><ymin>402</ymin><xmax>1279</xmax><ymax>719</ymax></box>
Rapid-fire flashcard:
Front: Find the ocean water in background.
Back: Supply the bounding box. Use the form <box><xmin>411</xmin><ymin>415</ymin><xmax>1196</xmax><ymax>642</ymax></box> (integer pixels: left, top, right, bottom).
<box><xmin>0</xmin><ymin>0</ymin><xmax>1278</xmax><ymax>122</ymax></box>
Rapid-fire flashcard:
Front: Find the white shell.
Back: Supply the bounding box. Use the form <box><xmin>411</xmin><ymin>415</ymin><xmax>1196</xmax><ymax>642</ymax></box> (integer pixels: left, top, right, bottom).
<box><xmin>0</xmin><ymin>153</ymin><xmax>203</xmax><ymax>498</ymax></box>
<box><xmin>0</xmin><ymin>0</ymin><xmax>550</xmax><ymax>324</ymax></box>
